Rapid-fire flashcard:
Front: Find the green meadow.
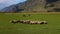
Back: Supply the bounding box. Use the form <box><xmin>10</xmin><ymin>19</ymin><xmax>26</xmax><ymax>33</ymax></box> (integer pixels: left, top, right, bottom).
<box><xmin>0</xmin><ymin>13</ymin><xmax>60</xmax><ymax>34</ymax></box>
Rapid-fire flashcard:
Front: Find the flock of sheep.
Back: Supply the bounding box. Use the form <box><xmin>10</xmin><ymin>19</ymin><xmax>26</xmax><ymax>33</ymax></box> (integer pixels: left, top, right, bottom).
<box><xmin>11</xmin><ymin>20</ymin><xmax>47</xmax><ymax>24</ymax></box>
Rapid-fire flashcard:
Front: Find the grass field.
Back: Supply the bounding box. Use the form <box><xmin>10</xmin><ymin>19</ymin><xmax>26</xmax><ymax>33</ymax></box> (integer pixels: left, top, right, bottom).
<box><xmin>0</xmin><ymin>13</ymin><xmax>60</xmax><ymax>34</ymax></box>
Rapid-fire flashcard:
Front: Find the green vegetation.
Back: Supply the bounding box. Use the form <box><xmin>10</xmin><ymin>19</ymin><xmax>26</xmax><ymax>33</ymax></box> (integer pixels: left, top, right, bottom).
<box><xmin>0</xmin><ymin>13</ymin><xmax>60</xmax><ymax>34</ymax></box>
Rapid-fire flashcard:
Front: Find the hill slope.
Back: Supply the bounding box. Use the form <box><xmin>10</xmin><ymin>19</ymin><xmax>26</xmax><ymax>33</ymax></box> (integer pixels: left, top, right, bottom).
<box><xmin>1</xmin><ymin>0</ymin><xmax>60</xmax><ymax>12</ymax></box>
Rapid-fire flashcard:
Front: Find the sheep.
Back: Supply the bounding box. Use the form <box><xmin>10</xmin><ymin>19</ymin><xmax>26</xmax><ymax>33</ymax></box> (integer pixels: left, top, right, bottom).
<box><xmin>30</xmin><ymin>21</ymin><xmax>37</xmax><ymax>24</ymax></box>
<box><xmin>39</xmin><ymin>21</ymin><xmax>47</xmax><ymax>24</ymax></box>
<box><xmin>34</xmin><ymin>21</ymin><xmax>38</xmax><ymax>24</ymax></box>
<box><xmin>29</xmin><ymin>21</ymin><xmax>39</xmax><ymax>24</ymax></box>
<box><xmin>19</xmin><ymin>20</ymin><xmax>24</xmax><ymax>23</ymax></box>
<box><xmin>43</xmin><ymin>21</ymin><xmax>47</xmax><ymax>24</ymax></box>
<box><xmin>19</xmin><ymin>20</ymin><xmax>30</xmax><ymax>24</ymax></box>
<box><xmin>29</xmin><ymin>21</ymin><xmax>45</xmax><ymax>24</ymax></box>
<box><xmin>40</xmin><ymin>21</ymin><xmax>44</xmax><ymax>24</ymax></box>
<box><xmin>10</xmin><ymin>20</ymin><xmax>47</xmax><ymax>24</ymax></box>
<box><xmin>34</xmin><ymin>21</ymin><xmax>47</xmax><ymax>24</ymax></box>
<box><xmin>23</xmin><ymin>20</ymin><xmax>27</xmax><ymax>24</ymax></box>
<box><xmin>37</xmin><ymin>21</ymin><xmax>40</xmax><ymax>24</ymax></box>
<box><xmin>16</xmin><ymin>20</ymin><xmax>21</xmax><ymax>23</ymax></box>
<box><xmin>11</xmin><ymin>20</ymin><xmax>17</xmax><ymax>24</ymax></box>
<box><xmin>25</xmin><ymin>20</ymin><xmax>30</xmax><ymax>24</ymax></box>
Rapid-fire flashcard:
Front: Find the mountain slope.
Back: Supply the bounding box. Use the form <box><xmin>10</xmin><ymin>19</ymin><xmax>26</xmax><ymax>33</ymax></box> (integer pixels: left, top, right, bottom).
<box><xmin>1</xmin><ymin>0</ymin><xmax>60</xmax><ymax>12</ymax></box>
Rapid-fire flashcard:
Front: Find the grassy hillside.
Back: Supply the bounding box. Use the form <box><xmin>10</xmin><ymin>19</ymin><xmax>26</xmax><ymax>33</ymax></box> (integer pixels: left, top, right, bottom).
<box><xmin>0</xmin><ymin>13</ymin><xmax>60</xmax><ymax>34</ymax></box>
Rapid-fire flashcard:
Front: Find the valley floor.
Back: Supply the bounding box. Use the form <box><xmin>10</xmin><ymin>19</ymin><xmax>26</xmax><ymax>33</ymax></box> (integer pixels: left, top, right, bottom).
<box><xmin>0</xmin><ymin>13</ymin><xmax>60</xmax><ymax>34</ymax></box>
